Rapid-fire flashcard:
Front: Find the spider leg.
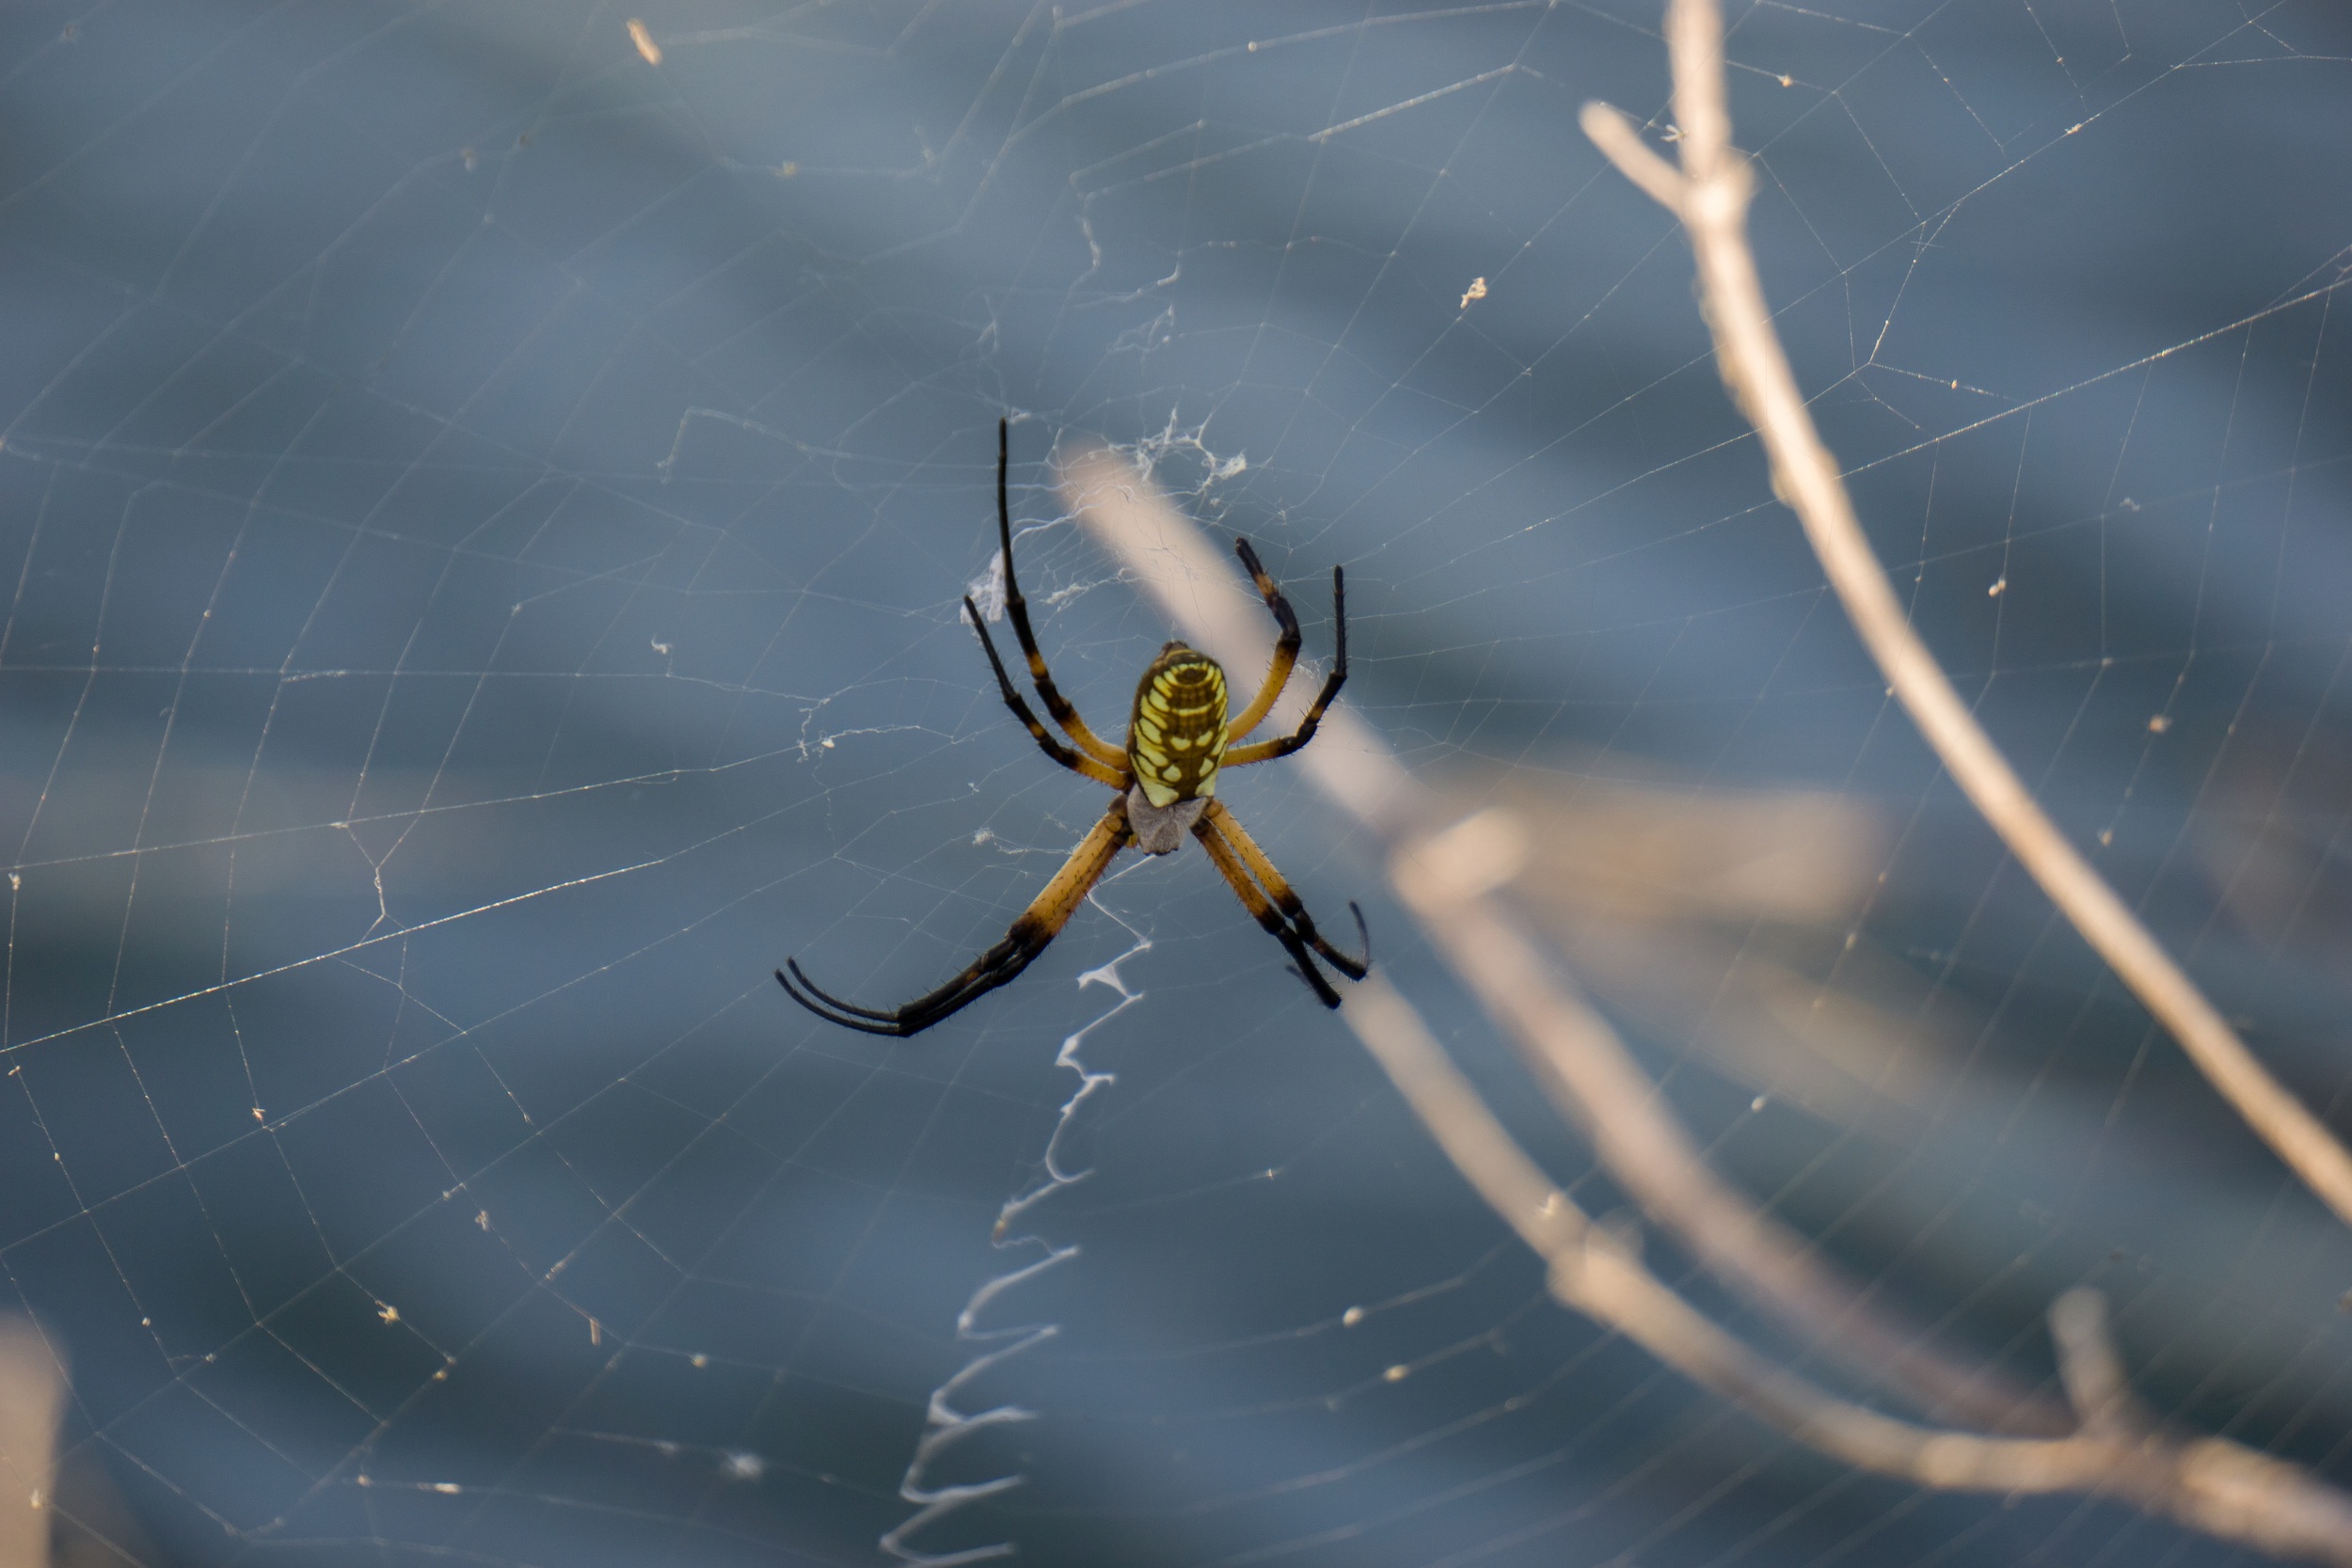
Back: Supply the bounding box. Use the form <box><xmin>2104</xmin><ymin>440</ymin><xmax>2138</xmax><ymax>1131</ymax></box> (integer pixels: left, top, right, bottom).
<box><xmin>1225</xmin><ymin>537</ymin><xmax>1301</xmax><ymax>741</ymax></box>
<box><xmin>966</xmin><ymin>595</ymin><xmax>1128</xmax><ymax>789</ymax></box>
<box><xmin>1194</xmin><ymin>814</ymin><xmax>1344</xmax><ymax>1008</ymax></box>
<box><xmin>780</xmin><ymin>800</ymin><xmax>1132</xmax><ymax>1037</ymax></box>
<box><xmin>779</xmin><ymin>937</ymin><xmax>1030</xmax><ymax>1037</ymax></box>
<box><xmin>993</xmin><ymin>418</ymin><xmax>1127</xmax><ymax>768</ymax></box>
<box><xmin>1199</xmin><ymin>801</ymin><xmax>1370</xmax><ymax>979</ymax></box>
<box><xmin>1225</xmin><ymin>563</ymin><xmax>1344</xmax><ymax>767</ymax></box>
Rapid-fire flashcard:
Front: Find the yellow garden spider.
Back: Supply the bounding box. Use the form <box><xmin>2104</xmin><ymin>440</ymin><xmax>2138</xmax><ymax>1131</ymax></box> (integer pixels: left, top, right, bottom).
<box><xmin>778</xmin><ymin>420</ymin><xmax>1369</xmax><ymax>1037</ymax></box>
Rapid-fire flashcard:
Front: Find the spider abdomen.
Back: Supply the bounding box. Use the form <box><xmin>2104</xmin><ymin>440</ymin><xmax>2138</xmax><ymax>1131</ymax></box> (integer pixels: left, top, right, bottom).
<box><xmin>1128</xmin><ymin>642</ymin><xmax>1228</xmax><ymax>808</ymax></box>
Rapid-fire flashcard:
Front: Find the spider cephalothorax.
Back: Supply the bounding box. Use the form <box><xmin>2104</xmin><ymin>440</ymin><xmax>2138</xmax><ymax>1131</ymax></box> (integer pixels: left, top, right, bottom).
<box><xmin>777</xmin><ymin>419</ymin><xmax>1366</xmax><ymax>1037</ymax></box>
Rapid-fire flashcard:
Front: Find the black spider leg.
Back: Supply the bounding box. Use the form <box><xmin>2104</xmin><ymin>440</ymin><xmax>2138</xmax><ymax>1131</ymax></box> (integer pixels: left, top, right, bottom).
<box><xmin>1277</xmin><ymin>896</ymin><xmax>1370</xmax><ymax>983</ymax></box>
<box><xmin>1199</xmin><ymin>801</ymin><xmax>1370</xmax><ymax>980</ymax></box>
<box><xmin>964</xmin><ymin>594</ymin><xmax>1125</xmax><ymax>788</ymax></box>
<box><xmin>993</xmin><ymin>418</ymin><xmax>1123</xmax><ymax>767</ymax></box>
<box><xmin>1263</xmin><ymin>905</ymin><xmax>1370</xmax><ymax>1006</ymax></box>
<box><xmin>779</xmin><ymin>803</ymin><xmax>1132</xmax><ymax>1037</ymax></box>
<box><xmin>1226</xmin><ymin>537</ymin><xmax>1302</xmax><ymax>739</ymax></box>
<box><xmin>1193</xmin><ymin>818</ymin><xmax>1345</xmax><ymax>1008</ymax></box>
<box><xmin>777</xmin><ymin>936</ymin><xmax>1046</xmax><ymax>1038</ymax></box>
<box><xmin>1327</xmin><ymin>903</ymin><xmax>1374</xmax><ymax>977</ymax></box>
<box><xmin>1263</xmin><ymin>919</ymin><xmax>1344</xmax><ymax>1009</ymax></box>
<box><xmin>1225</xmin><ymin>564</ymin><xmax>1345</xmax><ymax>766</ymax></box>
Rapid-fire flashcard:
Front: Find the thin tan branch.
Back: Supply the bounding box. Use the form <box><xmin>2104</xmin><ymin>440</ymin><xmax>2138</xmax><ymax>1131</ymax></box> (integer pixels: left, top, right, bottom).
<box><xmin>1577</xmin><ymin>102</ymin><xmax>1686</xmax><ymax>215</ymax></box>
<box><xmin>1341</xmin><ymin>974</ymin><xmax>1586</xmax><ymax>1262</ymax></box>
<box><xmin>1060</xmin><ymin>447</ymin><xmax>2058</xmax><ymax>1435</ymax></box>
<box><xmin>1342</xmin><ymin>969</ymin><xmax>2352</xmax><ymax>1565</ymax></box>
<box><xmin>1390</xmin><ymin>809</ymin><xmax>2071</xmax><ymax>1440</ymax></box>
<box><xmin>0</xmin><ymin>1316</ymin><xmax>63</xmax><ymax>1568</ymax></box>
<box><xmin>2049</xmin><ymin>1287</ymin><xmax>2139</xmax><ymax>1435</ymax></box>
<box><xmin>1582</xmin><ymin>0</ymin><xmax>2352</xmax><ymax>1230</ymax></box>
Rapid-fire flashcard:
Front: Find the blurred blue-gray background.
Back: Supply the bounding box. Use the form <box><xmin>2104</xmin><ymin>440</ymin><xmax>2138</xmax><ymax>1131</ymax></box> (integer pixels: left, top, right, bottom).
<box><xmin>3</xmin><ymin>2</ymin><xmax>2349</xmax><ymax>1565</ymax></box>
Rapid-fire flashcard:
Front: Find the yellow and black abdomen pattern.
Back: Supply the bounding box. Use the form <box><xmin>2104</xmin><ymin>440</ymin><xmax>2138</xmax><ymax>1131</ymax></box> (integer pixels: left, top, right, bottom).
<box><xmin>1127</xmin><ymin>643</ymin><xmax>1229</xmax><ymax>807</ymax></box>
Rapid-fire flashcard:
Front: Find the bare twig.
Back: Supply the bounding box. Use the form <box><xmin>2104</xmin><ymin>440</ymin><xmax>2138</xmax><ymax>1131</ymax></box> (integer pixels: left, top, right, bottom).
<box><xmin>1060</xmin><ymin>446</ymin><xmax>2058</xmax><ymax>1434</ymax></box>
<box><xmin>2048</xmin><ymin>1288</ymin><xmax>2139</xmax><ymax>1436</ymax></box>
<box><xmin>1580</xmin><ymin>0</ymin><xmax>2352</xmax><ymax>1230</ymax></box>
<box><xmin>1342</xmin><ymin>969</ymin><xmax>2352</xmax><ymax>1564</ymax></box>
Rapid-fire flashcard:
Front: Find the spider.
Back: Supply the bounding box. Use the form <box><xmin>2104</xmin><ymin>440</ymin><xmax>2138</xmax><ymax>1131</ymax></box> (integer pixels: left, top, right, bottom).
<box><xmin>777</xmin><ymin>419</ymin><xmax>1369</xmax><ymax>1037</ymax></box>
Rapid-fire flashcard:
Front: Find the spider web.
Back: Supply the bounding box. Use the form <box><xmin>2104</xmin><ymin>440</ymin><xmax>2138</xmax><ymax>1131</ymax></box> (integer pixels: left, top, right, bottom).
<box><xmin>2</xmin><ymin>2</ymin><xmax>2349</xmax><ymax>1566</ymax></box>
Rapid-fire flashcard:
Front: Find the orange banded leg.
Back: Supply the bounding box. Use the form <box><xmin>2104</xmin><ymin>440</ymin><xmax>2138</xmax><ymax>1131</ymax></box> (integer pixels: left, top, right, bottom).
<box><xmin>993</xmin><ymin>419</ymin><xmax>1126</xmax><ymax>768</ymax></box>
<box><xmin>1225</xmin><ymin>537</ymin><xmax>1301</xmax><ymax>740</ymax></box>
<box><xmin>1200</xmin><ymin>801</ymin><xmax>1369</xmax><ymax>979</ymax></box>
<box><xmin>1226</xmin><ymin>562</ymin><xmax>1344</xmax><ymax>767</ymax></box>
<box><xmin>965</xmin><ymin>595</ymin><xmax>1127</xmax><ymax>789</ymax></box>
<box><xmin>1194</xmin><ymin>814</ymin><xmax>1347</xmax><ymax>1008</ymax></box>
<box><xmin>779</xmin><ymin>800</ymin><xmax>1132</xmax><ymax>1037</ymax></box>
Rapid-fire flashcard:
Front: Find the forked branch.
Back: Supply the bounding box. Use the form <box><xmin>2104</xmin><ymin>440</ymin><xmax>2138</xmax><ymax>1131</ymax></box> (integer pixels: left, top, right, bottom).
<box><xmin>1344</xmin><ymin>965</ymin><xmax>2352</xmax><ymax>1563</ymax></box>
<box><xmin>1581</xmin><ymin>0</ymin><xmax>2352</xmax><ymax>1230</ymax></box>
